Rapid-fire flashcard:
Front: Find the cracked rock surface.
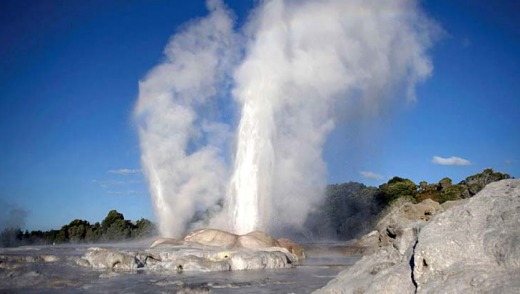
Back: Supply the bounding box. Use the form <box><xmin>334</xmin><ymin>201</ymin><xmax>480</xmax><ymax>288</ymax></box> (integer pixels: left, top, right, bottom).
<box><xmin>315</xmin><ymin>179</ymin><xmax>520</xmax><ymax>293</ymax></box>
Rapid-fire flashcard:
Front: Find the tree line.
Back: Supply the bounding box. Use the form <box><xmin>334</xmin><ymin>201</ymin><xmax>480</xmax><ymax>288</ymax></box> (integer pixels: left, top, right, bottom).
<box><xmin>0</xmin><ymin>210</ymin><xmax>156</xmax><ymax>247</ymax></box>
<box><xmin>304</xmin><ymin>168</ymin><xmax>511</xmax><ymax>240</ymax></box>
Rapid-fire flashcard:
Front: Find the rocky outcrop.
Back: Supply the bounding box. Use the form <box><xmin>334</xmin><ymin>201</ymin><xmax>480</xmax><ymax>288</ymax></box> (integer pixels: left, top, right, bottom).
<box><xmin>78</xmin><ymin>229</ymin><xmax>304</xmax><ymax>272</ymax></box>
<box><xmin>315</xmin><ymin>179</ymin><xmax>520</xmax><ymax>293</ymax></box>
<box><xmin>237</xmin><ymin>231</ymin><xmax>280</xmax><ymax>249</ymax></box>
<box><xmin>377</xmin><ymin>198</ymin><xmax>441</xmax><ymax>255</ymax></box>
<box><xmin>184</xmin><ymin>229</ymin><xmax>238</xmax><ymax>248</ymax></box>
<box><xmin>181</xmin><ymin>228</ymin><xmax>305</xmax><ymax>258</ymax></box>
<box><xmin>277</xmin><ymin>238</ymin><xmax>306</xmax><ymax>259</ymax></box>
<box><xmin>77</xmin><ymin>245</ymin><xmax>297</xmax><ymax>272</ymax></box>
<box><xmin>412</xmin><ymin>179</ymin><xmax>520</xmax><ymax>293</ymax></box>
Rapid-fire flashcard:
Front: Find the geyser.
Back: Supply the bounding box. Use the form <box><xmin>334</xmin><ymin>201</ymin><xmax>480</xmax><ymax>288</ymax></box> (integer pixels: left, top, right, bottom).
<box><xmin>135</xmin><ymin>0</ymin><xmax>437</xmax><ymax>237</ymax></box>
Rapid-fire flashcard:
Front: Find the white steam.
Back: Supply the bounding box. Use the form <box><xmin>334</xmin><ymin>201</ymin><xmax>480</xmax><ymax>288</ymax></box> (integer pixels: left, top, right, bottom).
<box><xmin>136</xmin><ymin>0</ymin><xmax>437</xmax><ymax>237</ymax></box>
<box><xmin>135</xmin><ymin>0</ymin><xmax>237</xmax><ymax>237</ymax></box>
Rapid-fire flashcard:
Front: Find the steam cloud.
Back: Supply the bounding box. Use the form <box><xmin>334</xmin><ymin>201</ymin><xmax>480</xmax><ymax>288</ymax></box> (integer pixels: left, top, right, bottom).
<box><xmin>0</xmin><ymin>200</ymin><xmax>28</xmax><ymax>230</ymax></box>
<box><xmin>135</xmin><ymin>0</ymin><xmax>437</xmax><ymax>237</ymax></box>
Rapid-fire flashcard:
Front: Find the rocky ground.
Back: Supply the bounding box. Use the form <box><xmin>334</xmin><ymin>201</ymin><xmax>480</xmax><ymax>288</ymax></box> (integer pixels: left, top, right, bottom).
<box><xmin>315</xmin><ymin>179</ymin><xmax>520</xmax><ymax>293</ymax></box>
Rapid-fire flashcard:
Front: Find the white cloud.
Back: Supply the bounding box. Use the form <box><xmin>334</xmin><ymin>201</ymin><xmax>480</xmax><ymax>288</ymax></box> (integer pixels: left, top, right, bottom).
<box><xmin>359</xmin><ymin>171</ymin><xmax>384</xmax><ymax>180</ymax></box>
<box><xmin>108</xmin><ymin>190</ymin><xmax>147</xmax><ymax>196</ymax></box>
<box><xmin>93</xmin><ymin>179</ymin><xmax>143</xmax><ymax>188</ymax></box>
<box><xmin>432</xmin><ymin>156</ymin><xmax>471</xmax><ymax>166</ymax></box>
<box><xmin>108</xmin><ymin>169</ymin><xmax>141</xmax><ymax>175</ymax></box>
<box><xmin>360</xmin><ymin>171</ymin><xmax>384</xmax><ymax>180</ymax></box>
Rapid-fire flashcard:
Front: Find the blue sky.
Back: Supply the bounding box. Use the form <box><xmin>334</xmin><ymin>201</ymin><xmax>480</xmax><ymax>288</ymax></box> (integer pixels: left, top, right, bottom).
<box><xmin>1</xmin><ymin>0</ymin><xmax>519</xmax><ymax>231</ymax></box>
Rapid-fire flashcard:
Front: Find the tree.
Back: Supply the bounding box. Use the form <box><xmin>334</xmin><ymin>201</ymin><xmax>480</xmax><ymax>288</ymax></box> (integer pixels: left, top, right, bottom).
<box><xmin>66</xmin><ymin>219</ymin><xmax>91</xmax><ymax>243</ymax></box>
<box><xmin>378</xmin><ymin>177</ymin><xmax>418</xmax><ymax>205</ymax></box>
<box><xmin>104</xmin><ymin>219</ymin><xmax>133</xmax><ymax>241</ymax></box>
<box><xmin>101</xmin><ymin>210</ymin><xmax>125</xmax><ymax>232</ymax></box>
<box><xmin>133</xmin><ymin>218</ymin><xmax>156</xmax><ymax>238</ymax></box>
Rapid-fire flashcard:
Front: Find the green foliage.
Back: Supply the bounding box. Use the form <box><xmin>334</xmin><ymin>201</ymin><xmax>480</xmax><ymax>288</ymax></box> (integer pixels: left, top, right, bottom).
<box><xmin>305</xmin><ymin>168</ymin><xmax>511</xmax><ymax>240</ymax></box>
<box><xmin>101</xmin><ymin>210</ymin><xmax>125</xmax><ymax>232</ymax></box>
<box><xmin>133</xmin><ymin>218</ymin><xmax>156</xmax><ymax>238</ymax></box>
<box><xmin>416</xmin><ymin>169</ymin><xmax>511</xmax><ymax>204</ymax></box>
<box><xmin>378</xmin><ymin>177</ymin><xmax>418</xmax><ymax>205</ymax></box>
<box><xmin>463</xmin><ymin>168</ymin><xmax>510</xmax><ymax>196</ymax></box>
<box><xmin>65</xmin><ymin>219</ymin><xmax>91</xmax><ymax>243</ymax></box>
<box><xmin>0</xmin><ymin>210</ymin><xmax>157</xmax><ymax>247</ymax></box>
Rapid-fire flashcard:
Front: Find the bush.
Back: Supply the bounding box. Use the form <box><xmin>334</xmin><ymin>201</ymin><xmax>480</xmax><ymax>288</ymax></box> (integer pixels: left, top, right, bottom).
<box><xmin>378</xmin><ymin>177</ymin><xmax>418</xmax><ymax>205</ymax></box>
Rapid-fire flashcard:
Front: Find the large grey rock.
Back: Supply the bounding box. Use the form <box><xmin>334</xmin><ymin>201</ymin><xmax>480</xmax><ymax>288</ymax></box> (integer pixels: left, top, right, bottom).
<box><xmin>315</xmin><ymin>179</ymin><xmax>520</xmax><ymax>294</ymax></box>
<box><xmin>313</xmin><ymin>245</ymin><xmax>415</xmax><ymax>294</ymax></box>
<box><xmin>376</xmin><ymin>198</ymin><xmax>441</xmax><ymax>255</ymax></box>
<box><xmin>413</xmin><ymin>179</ymin><xmax>520</xmax><ymax>293</ymax></box>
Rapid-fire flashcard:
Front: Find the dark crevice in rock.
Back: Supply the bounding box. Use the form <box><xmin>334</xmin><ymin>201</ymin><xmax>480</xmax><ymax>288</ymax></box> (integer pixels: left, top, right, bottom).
<box><xmin>409</xmin><ymin>240</ymin><xmax>419</xmax><ymax>293</ymax></box>
<box><xmin>386</xmin><ymin>227</ymin><xmax>397</xmax><ymax>239</ymax></box>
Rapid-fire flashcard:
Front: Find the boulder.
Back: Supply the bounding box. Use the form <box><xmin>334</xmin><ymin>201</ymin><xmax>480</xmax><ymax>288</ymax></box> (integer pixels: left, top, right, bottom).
<box><xmin>183</xmin><ymin>229</ymin><xmax>238</xmax><ymax>248</ymax></box>
<box><xmin>181</xmin><ymin>229</ymin><xmax>305</xmax><ymax>259</ymax></box>
<box><xmin>315</xmin><ymin>179</ymin><xmax>520</xmax><ymax>293</ymax></box>
<box><xmin>277</xmin><ymin>238</ymin><xmax>306</xmax><ymax>259</ymax></box>
<box><xmin>313</xmin><ymin>245</ymin><xmax>415</xmax><ymax>294</ymax></box>
<box><xmin>78</xmin><ymin>247</ymin><xmax>141</xmax><ymax>270</ymax></box>
<box><xmin>412</xmin><ymin>179</ymin><xmax>520</xmax><ymax>293</ymax></box>
<box><xmin>150</xmin><ymin>237</ymin><xmax>184</xmax><ymax>248</ymax></box>
<box><xmin>440</xmin><ymin>198</ymin><xmax>469</xmax><ymax>211</ymax></box>
<box><xmin>376</xmin><ymin>198</ymin><xmax>441</xmax><ymax>255</ymax></box>
<box><xmin>237</xmin><ymin>231</ymin><xmax>280</xmax><ymax>249</ymax></box>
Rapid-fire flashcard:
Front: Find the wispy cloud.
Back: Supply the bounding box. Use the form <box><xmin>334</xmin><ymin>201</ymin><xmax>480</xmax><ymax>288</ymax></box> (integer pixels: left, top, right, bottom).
<box><xmin>108</xmin><ymin>190</ymin><xmax>147</xmax><ymax>196</ymax></box>
<box><xmin>360</xmin><ymin>171</ymin><xmax>384</xmax><ymax>180</ymax></box>
<box><xmin>92</xmin><ymin>179</ymin><xmax>143</xmax><ymax>188</ymax></box>
<box><xmin>108</xmin><ymin>169</ymin><xmax>141</xmax><ymax>176</ymax></box>
<box><xmin>432</xmin><ymin>156</ymin><xmax>471</xmax><ymax>166</ymax></box>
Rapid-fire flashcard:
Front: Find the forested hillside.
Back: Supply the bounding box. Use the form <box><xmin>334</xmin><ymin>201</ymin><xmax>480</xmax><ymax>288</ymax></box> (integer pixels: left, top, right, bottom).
<box><xmin>304</xmin><ymin>168</ymin><xmax>511</xmax><ymax>240</ymax></box>
<box><xmin>1</xmin><ymin>210</ymin><xmax>156</xmax><ymax>247</ymax></box>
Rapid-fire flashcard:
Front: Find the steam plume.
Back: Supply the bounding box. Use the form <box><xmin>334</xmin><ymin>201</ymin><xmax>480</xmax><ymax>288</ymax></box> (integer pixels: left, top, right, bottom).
<box><xmin>135</xmin><ymin>0</ymin><xmax>237</xmax><ymax>237</ymax></box>
<box><xmin>136</xmin><ymin>0</ymin><xmax>437</xmax><ymax>237</ymax></box>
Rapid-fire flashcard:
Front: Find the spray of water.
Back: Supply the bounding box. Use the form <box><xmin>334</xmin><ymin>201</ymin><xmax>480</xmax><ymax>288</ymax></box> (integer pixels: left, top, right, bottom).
<box><xmin>135</xmin><ymin>0</ymin><xmax>437</xmax><ymax>237</ymax></box>
<box><xmin>134</xmin><ymin>0</ymin><xmax>237</xmax><ymax>237</ymax></box>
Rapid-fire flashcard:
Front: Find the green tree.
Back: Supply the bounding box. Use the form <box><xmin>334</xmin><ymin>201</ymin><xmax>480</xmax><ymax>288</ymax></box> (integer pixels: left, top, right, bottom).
<box><xmin>378</xmin><ymin>177</ymin><xmax>418</xmax><ymax>205</ymax></box>
<box><xmin>55</xmin><ymin>225</ymin><xmax>70</xmax><ymax>243</ymax></box>
<box><xmin>104</xmin><ymin>219</ymin><xmax>133</xmax><ymax>241</ymax></box>
<box><xmin>101</xmin><ymin>210</ymin><xmax>125</xmax><ymax>232</ymax></box>
<box><xmin>132</xmin><ymin>218</ymin><xmax>156</xmax><ymax>238</ymax></box>
<box><xmin>463</xmin><ymin>168</ymin><xmax>511</xmax><ymax>195</ymax></box>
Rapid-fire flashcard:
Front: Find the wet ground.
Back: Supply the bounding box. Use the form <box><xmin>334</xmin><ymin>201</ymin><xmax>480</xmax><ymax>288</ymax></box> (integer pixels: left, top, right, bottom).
<box><xmin>0</xmin><ymin>243</ymin><xmax>360</xmax><ymax>293</ymax></box>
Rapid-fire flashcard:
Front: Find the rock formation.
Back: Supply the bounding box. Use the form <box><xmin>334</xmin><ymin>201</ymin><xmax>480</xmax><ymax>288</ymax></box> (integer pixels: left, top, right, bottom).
<box><xmin>315</xmin><ymin>179</ymin><xmax>520</xmax><ymax>293</ymax></box>
<box><xmin>184</xmin><ymin>229</ymin><xmax>239</xmax><ymax>248</ymax></box>
<box><xmin>77</xmin><ymin>229</ymin><xmax>305</xmax><ymax>272</ymax></box>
